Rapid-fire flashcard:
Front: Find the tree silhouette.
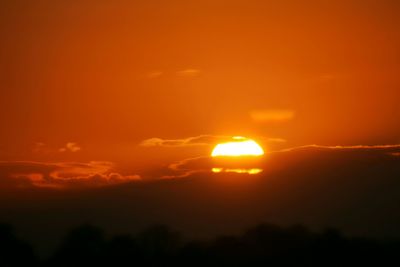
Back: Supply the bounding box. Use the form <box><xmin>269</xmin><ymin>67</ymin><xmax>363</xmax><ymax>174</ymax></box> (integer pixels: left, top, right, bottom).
<box><xmin>0</xmin><ymin>223</ymin><xmax>38</xmax><ymax>267</ymax></box>
<box><xmin>1</xmin><ymin>221</ymin><xmax>399</xmax><ymax>266</ymax></box>
<box><xmin>47</xmin><ymin>224</ymin><xmax>105</xmax><ymax>267</ymax></box>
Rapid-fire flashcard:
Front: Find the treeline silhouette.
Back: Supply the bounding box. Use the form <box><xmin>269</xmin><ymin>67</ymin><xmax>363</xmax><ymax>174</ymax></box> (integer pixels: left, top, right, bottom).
<box><xmin>1</xmin><ymin>222</ymin><xmax>399</xmax><ymax>267</ymax></box>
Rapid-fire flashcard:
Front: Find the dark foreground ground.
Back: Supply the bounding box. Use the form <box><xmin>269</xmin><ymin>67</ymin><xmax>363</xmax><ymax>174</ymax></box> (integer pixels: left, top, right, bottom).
<box><xmin>1</xmin><ymin>222</ymin><xmax>399</xmax><ymax>267</ymax></box>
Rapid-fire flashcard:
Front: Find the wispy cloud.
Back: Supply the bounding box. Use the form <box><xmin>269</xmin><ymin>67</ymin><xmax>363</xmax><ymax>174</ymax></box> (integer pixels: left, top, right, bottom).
<box><xmin>146</xmin><ymin>71</ymin><xmax>163</xmax><ymax>79</ymax></box>
<box><xmin>145</xmin><ymin>69</ymin><xmax>201</xmax><ymax>79</ymax></box>
<box><xmin>176</xmin><ymin>69</ymin><xmax>201</xmax><ymax>77</ymax></box>
<box><xmin>59</xmin><ymin>142</ymin><xmax>81</xmax><ymax>153</ymax></box>
<box><xmin>33</xmin><ymin>142</ymin><xmax>82</xmax><ymax>154</ymax></box>
<box><xmin>140</xmin><ymin>135</ymin><xmax>231</xmax><ymax>147</ymax></box>
<box><xmin>279</xmin><ymin>144</ymin><xmax>400</xmax><ymax>152</ymax></box>
<box><xmin>140</xmin><ymin>135</ymin><xmax>285</xmax><ymax>148</ymax></box>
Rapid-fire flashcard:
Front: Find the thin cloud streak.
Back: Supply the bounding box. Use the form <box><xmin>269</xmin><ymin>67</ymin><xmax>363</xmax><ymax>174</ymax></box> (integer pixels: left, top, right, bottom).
<box><xmin>140</xmin><ymin>135</ymin><xmax>231</xmax><ymax>147</ymax></box>
<box><xmin>176</xmin><ymin>69</ymin><xmax>201</xmax><ymax>77</ymax></box>
<box><xmin>140</xmin><ymin>135</ymin><xmax>286</xmax><ymax>148</ymax></box>
<box><xmin>278</xmin><ymin>144</ymin><xmax>400</xmax><ymax>153</ymax></box>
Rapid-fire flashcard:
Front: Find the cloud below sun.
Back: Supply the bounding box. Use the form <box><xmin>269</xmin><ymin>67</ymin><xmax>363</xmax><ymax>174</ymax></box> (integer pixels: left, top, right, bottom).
<box><xmin>0</xmin><ymin>161</ymin><xmax>140</xmax><ymax>189</ymax></box>
<box><xmin>2</xmin><ymin>135</ymin><xmax>400</xmax><ymax>190</ymax></box>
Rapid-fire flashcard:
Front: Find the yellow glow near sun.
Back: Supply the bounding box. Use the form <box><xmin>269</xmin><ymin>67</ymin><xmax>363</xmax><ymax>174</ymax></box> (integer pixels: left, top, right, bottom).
<box><xmin>212</xmin><ymin>168</ymin><xmax>263</xmax><ymax>174</ymax></box>
<box><xmin>211</xmin><ymin>136</ymin><xmax>264</xmax><ymax>157</ymax></box>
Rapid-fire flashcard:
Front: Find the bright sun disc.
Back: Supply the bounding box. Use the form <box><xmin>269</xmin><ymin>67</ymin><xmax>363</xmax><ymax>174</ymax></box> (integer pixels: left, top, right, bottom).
<box><xmin>211</xmin><ymin>136</ymin><xmax>264</xmax><ymax>157</ymax></box>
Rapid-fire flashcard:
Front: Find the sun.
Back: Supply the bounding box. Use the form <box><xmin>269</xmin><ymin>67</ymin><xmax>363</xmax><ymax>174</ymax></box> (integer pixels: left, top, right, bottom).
<box><xmin>211</xmin><ymin>136</ymin><xmax>264</xmax><ymax>157</ymax></box>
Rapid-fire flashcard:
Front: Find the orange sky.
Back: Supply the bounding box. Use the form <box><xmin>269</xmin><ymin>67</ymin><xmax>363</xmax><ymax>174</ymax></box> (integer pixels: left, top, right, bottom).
<box><xmin>2</xmin><ymin>2</ymin><xmax>400</xmax><ymax>255</ymax></box>
<box><xmin>1</xmin><ymin>0</ymin><xmax>400</xmax><ymax>171</ymax></box>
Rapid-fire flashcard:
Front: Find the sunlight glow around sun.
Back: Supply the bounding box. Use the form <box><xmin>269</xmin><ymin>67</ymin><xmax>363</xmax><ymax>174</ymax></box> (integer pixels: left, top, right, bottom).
<box><xmin>212</xmin><ymin>168</ymin><xmax>263</xmax><ymax>174</ymax></box>
<box><xmin>211</xmin><ymin>136</ymin><xmax>264</xmax><ymax>157</ymax></box>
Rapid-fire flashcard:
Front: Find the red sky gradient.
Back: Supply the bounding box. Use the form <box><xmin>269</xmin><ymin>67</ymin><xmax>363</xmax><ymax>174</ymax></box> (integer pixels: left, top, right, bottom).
<box><xmin>2</xmin><ymin>2</ymin><xmax>400</xmax><ymax>256</ymax></box>
<box><xmin>0</xmin><ymin>0</ymin><xmax>400</xmax><ymax>184</ymax></box>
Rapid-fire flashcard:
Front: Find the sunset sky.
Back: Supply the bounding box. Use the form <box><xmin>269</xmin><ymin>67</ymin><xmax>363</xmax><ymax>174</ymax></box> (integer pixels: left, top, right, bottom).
<box><xmin>1</xmin><ymin>0</ymin><xmax>400</xmax><ymax>255</ymax></box>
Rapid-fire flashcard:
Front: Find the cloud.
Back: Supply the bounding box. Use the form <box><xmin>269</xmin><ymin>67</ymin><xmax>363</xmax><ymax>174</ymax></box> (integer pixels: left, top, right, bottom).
<box><xmin>163</xmin><ymin>144</ymin><xmax>400</xmax><ymax>179</ymax></box>
<box><xmin>249</xmin><ymin>109</ymin><xmax>295</xmax><ymax>123</ymax></box>
<box><xmin>163</xmin><ymin>144</ymin><xmax>400</xmax><ymax>238</ymax></box>
<box><xmin>168</xmin><ymin>156</ymin><xmax>208</xmax><ymax>172</ymax></box>
<box><xmin>140</xmin><ymin>135</ymin><xmax>285</xmax><ymax>148</ymax></box>
<box><xmin>140</xmin><ymin>135</ymin><xmax>232</xmax><ymax>147</ymax></box>
<box><xmin>145</xmin><ymin>69</ymin><xmax>201</xmax><ymax>79</ymax></box>
<box><xmin>33</xmin><ymin>142</ymin><xmax>82</xmax><ymax>154</ymax></box>
<box><xmin>176</xmin><ymin>69</ymin><xmax>201</xmax><ymax>77</ymax></box>
<box><xmin>8</xmin><ymin>143</ymin><xmax>400</xmax><ymax>191</ymax></box>
<box><xmin>146</xmin><ymin>71</ymin><xmax>163</xmax><ymax>78</ymax></box>
<box><xmin>279</xmin><ymin>144</ymin><xmax>400</xmax><ymax>152</ymax></box>
<box><xmin>2</xmin><ymin>144</ymin><xmax>400</xmax><ymax>240</ymax></box>
<box><xmin>59</xmin><ymin>142</ymin><xmax>81</xmax><ymax>153</ymax></box>
<box><xmin>0</xmin><ymin>161</ymin><xmax>140</xmax><ymax>189</ymax></box>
